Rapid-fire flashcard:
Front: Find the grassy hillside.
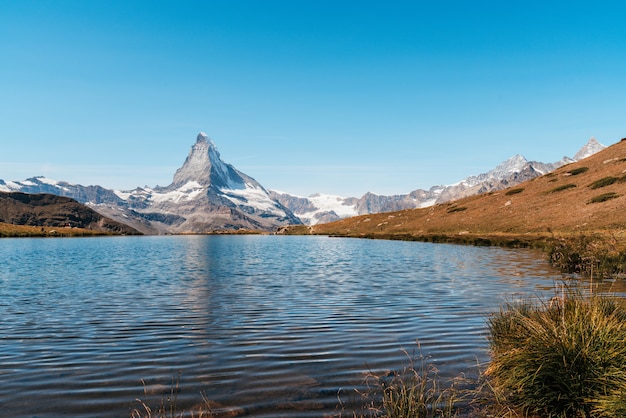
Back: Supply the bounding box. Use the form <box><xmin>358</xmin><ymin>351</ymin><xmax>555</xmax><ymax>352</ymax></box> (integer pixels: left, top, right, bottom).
<box><xmin>0</xmin><ymin>192</ymin><xmax>141</xmax><ymax>236</ymax></box>
<box><xmin>0</xmin><ymin>222</ymin><xmax>115</xmax><ymax>237</ymax></box>
<box><xmin>311</xmin><ymin>138</ymin><xmax>626</xmax><ymax>246</ymax></box>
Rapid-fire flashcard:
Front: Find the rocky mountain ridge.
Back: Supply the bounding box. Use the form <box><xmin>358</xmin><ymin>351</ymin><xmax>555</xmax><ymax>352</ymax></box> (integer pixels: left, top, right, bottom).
<box><xmin>0</xmin><ymin>134</ymin><xmax>607</xmax><ymax>232</ymax></box>
<box><xmin>0</xmin><ymin>133</ymin><xmax>300</xmax><ymax>234</ymax></box>
<box><xmin>273</xmin><ymin>137</ymin><xmax>606</xmax><ymax>225</ymax></box>
<box><xmin>310</xmin><ymin>137</ymin><xmax>626</xmax><ymax>243</ymax></box>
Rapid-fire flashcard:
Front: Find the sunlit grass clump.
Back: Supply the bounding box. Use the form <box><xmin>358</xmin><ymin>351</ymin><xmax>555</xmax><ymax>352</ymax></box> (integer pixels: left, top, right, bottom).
<box><xmin>338</xmin><ymin>347</ymin><xmax>461</xmax><ymax>418</ymax></box>
<box><xmin>486</xmin><ymin>289</ymin><xmax>626</xmax><ymax>417</ymax></box>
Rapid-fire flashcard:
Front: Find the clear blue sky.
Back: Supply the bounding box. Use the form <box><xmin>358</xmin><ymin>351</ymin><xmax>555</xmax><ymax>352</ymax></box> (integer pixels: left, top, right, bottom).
<box><xmin>1</xmin><ymin>1</ymin><xmax>625</xmax><ymax>197</ymax></box>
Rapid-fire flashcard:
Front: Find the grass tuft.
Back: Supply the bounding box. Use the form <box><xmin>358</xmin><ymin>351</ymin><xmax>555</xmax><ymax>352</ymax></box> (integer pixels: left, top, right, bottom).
<box><xmin>447</xmin><ymin>206</ymin><xmax>467</xmax><ymax>213</ymax></box>
<box><xmin>548</xmin><ymin>183</ymin><xmax>577</xmax><ymax>193</ymax></box>
<box><xmin>588</xmin><ymin>176</ymin><xmax>619</xmax><ymax>189</ymax></box>
<box><xmin>486</xmin><ymin>288</ymin><xmax>626</xmax><ymax>417</ymax></box>
<box><xmin>504</xmin><ymin>188</ymin><xmax>524</xmax><ymax>196</ymax></box>
<box><xmin>567</xmin><ymin>167</ymin><xmax>590</xmax><ymax>176</ymax></box>
<box><xmin>589</xmin><ymin>192</ymin><xmax>621</xmax><ymax>204</ymax></box>
<box><xmin>131</xmin><ymin>374</ymin><xmax>214</xmax><ymax>418</ymax></box>
<box><xmin>338</xmin><ymin>346</ymin><xmax>462</xmax><ymax>417</ymax></box>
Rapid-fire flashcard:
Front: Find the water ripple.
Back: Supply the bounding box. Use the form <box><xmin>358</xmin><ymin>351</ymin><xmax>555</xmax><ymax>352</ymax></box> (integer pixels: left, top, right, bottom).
<box><xmin>0</xmin><ymin>235</ymin><xmax>563</xmax><ymax>417</ymax></box>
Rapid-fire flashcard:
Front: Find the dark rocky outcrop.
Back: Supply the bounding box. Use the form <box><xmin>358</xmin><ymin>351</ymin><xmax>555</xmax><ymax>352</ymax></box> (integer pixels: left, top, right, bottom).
<box><xmin>0</xmin><ymin>192</ymin><xmax>141</xmax><ymax>235</ymax></box>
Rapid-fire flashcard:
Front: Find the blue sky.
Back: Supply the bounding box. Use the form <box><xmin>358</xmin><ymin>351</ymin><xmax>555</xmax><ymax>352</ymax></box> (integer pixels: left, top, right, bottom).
<box><xmin>1</xmin><ymin>1</ymin><xmax>625</xmax><ymax>197</ymax></box>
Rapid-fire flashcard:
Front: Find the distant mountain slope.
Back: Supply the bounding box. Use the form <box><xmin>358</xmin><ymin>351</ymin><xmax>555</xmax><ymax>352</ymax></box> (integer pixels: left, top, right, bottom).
<box><xmin>274</xmin><ymin>137</ymin><xmax>606</xmax><ymax>225</ymax></box>
<box><xmin>0</xmin><ymin>133</ymin><xmax>301</xmax><ymax>234</ymax></box>
<box><xmin>311</xmin><ymin>138</ymin><xmax>626</xmax><ymax>240</ymax></box>
<box><xmin>0</xmin><ymin>192</ymin><xmax>141</xmax><ymax>235</ymax></box>
<box><xmin>0</xmin><ymin>134</ymin><xmax>608</xmax><ymax>232</ymax></box>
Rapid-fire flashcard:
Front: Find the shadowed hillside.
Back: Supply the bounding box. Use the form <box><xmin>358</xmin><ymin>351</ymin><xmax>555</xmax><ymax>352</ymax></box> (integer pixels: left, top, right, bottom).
<box><xmin>0</xmin><ymin>192</ymin><xmax>141</xmax><ymax>236</ymax></box>
<box><xmin>310</xmin><ymin>138</ymin><xmax>626</xmax><ymax>247</ymax></box>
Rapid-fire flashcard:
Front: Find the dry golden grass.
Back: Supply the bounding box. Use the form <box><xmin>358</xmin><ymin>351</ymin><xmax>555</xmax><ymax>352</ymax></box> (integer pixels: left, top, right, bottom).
<box><xmin>0</xmin><ymin>222</ymin><xmax>110</xmax><ymax>237</ymax></box>
<box><xmin>311</xmin><ymin>139</ymin><xmax>626</xmax><ymax>249</ymax></box>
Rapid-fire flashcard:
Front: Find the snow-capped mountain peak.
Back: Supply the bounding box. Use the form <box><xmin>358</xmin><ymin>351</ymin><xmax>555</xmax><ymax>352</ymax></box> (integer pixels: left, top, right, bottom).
<box><xmin>457</xmin><ymin>154</ymin><xmax>529</xmax><ymax>188</ymax></box>
<box><xmin>1</xmin><ymin>133</ymin><xmax>610</xmax><ymax>231</ymax></box>
<box><xmin>0</xmin><ymin>132</ymin><xmax>301</xmax><ymax>233</ymax></box>
<box><xmin>492</xmin><ymin>154</ymin><xmax>529</xmax><ymax>176</ymax></box>
<box><xmin>171</xmin><ymin>132</ymin><xmax>244</xmax><ymax>190</ymax></box>
<box><xmin>274</xmin><ymin>137</ymin><xmax>608</xmax><ymax>225</ymax></box>
<box><xmin>574</xmin><ymin>137</ymin><xmax>606</xmax><ymax>161</ymax></box>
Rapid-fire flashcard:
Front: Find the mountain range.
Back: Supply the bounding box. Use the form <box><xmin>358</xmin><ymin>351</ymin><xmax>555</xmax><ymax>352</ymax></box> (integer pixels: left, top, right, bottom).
<box><xmin>0</xmin><ymin>134</ymin><xmax>606</xmax><ymax>233</ymax></box>
<box><xmin>0</xmin><ymin>133</ymin><xmax>299</xmax><ymax>234</ymax></box>
<box><xmin>273</xmin><ymin>137</ymin><xmax>606</xmax><ymax>225</ymax></box>
<box><xmin>310</xmin><ymin>137</ymin><xmax>626</xmax><ymax>245</ymax></box>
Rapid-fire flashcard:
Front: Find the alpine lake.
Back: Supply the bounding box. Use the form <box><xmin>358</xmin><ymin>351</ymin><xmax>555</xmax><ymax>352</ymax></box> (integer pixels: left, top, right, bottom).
<box><xmin>0</xmin><ymin>235</ymin><xmax>580</xmax><ymax>417</ymax></box>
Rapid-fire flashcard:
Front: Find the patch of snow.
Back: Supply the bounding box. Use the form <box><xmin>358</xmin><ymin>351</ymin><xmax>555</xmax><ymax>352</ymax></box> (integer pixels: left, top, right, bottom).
<box><xmin>0</xmin><ymin>184</ymin><xmax>10</xmax><ymax>192</ymax></box>
<box><xmin>114</xmin><ymin>190</ymin><xmax>132</xmax><ymax>200</ymax></box>
<box><xmin>288</xmin><ymin>193</ymin><xmax>360</xmax><ymax>225</ymax></box>
<box><xmin>418</xmin><ymin>198</ymin><xmax>438</xmax><ymax>208</ymax></box>
<box><xmin>307</xmin><ymin>193</ymin><xmax>358</xmax><ymax>218</ymax></box>
<box><xmin>272</xmin><ymin>189</ymin><xmax>303</xmax><ymax>198</ymax></box>
<box><xmin>448</xmin><ymin>154</ymin><xmax>529</xmax><ymax>189</ymax></box>
<box><xmin>148</xmin><ymin>182</ymin><xmax>205</xmax><ymax>203</ymax></box>
<box><xmin>37</xmin><ymin>177</ymin><xmax>59</xmax><ymax>186</ymax></box>
<box><xmin>150</xmin><ymin>190</ymin><xmax>186</xmax><ymax>203</ymax></box>
<box><xmin>186</xmin><ymin>189</ymin><xmax>204</xmax><ymax>200</ymax></box>
<box><xmin>4</xmin><ymin>180</ymin><xmax>21</xmax><ymax>190</ymax></box>
<box><xmin>178</xmin><ymin>181</ymin><xmax>203</xmax><ymax>191</ymax></box>
<box><xmin>20</xmin><ymin>180</ymin><xmax>36</xmax><ymax>186</ymax></box>
<box><xmin>222</xmin><ymin>187</ymin><xmax>286</xmax><ymax>215</ymax></box>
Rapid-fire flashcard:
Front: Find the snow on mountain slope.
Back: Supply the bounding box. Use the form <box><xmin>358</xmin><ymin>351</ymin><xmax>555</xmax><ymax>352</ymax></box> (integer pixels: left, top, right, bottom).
<box><xmin>573</xmin><ymin>137</ymin><xmax>606</xmax><ymax>160</ymax></box>
<box><xmin>275</xmin><ymin>137</ymin><xmax>606</xmax><ymax>225</ymax></box>
<box><xmin>270</xmin><ymin>192</ymin><xmax>359</xmax><ymax>225</ymax></box>
<box><xmin>111</xmin><ymin>133</ymin><xmax>301</xmax><ymax>232</ymax></box>
<box><xmin>0</xmin><ymin>135</ymin><xmax>609</xmax><ymax>229</ymax></box>
<box><xmin>456</xmin><ymin>154</ymin><xmax>530</xmax><ymax>188</ymax></box>
<box><xmin>0</xmin><ymin>133</ymin><xmax>301</xmax><ymax>233</ymax></box>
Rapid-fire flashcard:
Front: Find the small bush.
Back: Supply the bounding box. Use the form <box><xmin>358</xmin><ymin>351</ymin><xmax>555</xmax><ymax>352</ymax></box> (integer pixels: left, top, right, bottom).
<box><xmin>568</xmin><ymin>167</ymin><xmax>589</xmax><ymax>176</ymax></box>
<box><xmin>486</xmin><ymin>290</ymin><xmax>626</xmax><ymax>417</ymax></box>
<box><xmin>589</xmin><ymin>176</ymin><xmax>618</xmax><ymax>189</ymax></box>
<box><xmin>549</xmin><ymin>235</ymin><xmax>626</xmax><ymax>278</ymax></box>
<box><xmin>447</xmin><ymin>206</ymin><xmax>467</xmax><ymax>213</ymax></box>
<box><xmin>504</xmin><ymin>188</ymin><xmax>524</xmax><ymax>196</ymax></box>
<box><xmin>548</xmin><ymin>183</ymin><xmax>576</xmax><ymax>193</ymax></box>
<box><xmin>589</xmin><ymin>192</ymin><xmax>621</xmax><ymax>204</ymax></box>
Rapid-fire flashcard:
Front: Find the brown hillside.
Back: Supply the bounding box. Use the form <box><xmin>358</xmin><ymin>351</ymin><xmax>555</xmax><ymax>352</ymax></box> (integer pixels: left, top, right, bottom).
<box><xmin>312</xmin><ymin>139</ymin><xmax>626</xmax><ymax>245</ymax></box>
<box><xmin>0</xmin><ymin>222</ymin><xmax>118</xmax><ymax>237</ymax></box>
<box><xmin>0</xmin><ymin>192</ymin><xmax>141</xmax><ymax>236</ymax></box>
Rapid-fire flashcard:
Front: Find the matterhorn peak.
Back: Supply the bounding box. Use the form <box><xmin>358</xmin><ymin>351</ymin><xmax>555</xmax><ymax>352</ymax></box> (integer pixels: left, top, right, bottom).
<box><xmin>196</xmin><ymin>132</ymin><xmax>209</xmax><ymax>143</ymax></box>
<box><xmin>170</xmin><ymin>132</ymin><xmax>245</xmax><ymax>190</ymax></box>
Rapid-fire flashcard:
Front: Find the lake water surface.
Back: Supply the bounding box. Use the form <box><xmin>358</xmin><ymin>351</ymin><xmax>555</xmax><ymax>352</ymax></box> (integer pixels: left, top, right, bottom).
<box><xmin>0</xmin><ymin>235</ymin><xmax>563</xmax><ymax>417</ymax></box>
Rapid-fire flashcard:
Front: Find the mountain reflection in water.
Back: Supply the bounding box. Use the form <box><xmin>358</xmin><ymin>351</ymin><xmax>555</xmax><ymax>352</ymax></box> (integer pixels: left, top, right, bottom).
<box><xmin>0</xmin><ymin>235</ymin><xmax>565</xmax><ymax>417</ymax></box>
